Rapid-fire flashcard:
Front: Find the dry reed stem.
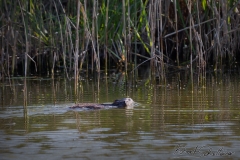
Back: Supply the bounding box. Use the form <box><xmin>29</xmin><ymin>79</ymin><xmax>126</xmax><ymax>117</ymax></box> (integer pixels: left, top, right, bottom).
<box><xmin>104</xmin><ymin>0</ymin><xmax>109</xmax><ymax>75</ymax></box>
<box><xmin>74</xmin><ymin>0</ymin><xmax>81</xmax><ymax>93</ymax></box>
<box><xmin>173</xmin><ymin>0</ymin><xmax>179</xmax><ymax>66</ymax></box>
<box><xmin>1</xmin><ymin>0</ymin><xmax>240</xmax><ymax>82</ymax></box>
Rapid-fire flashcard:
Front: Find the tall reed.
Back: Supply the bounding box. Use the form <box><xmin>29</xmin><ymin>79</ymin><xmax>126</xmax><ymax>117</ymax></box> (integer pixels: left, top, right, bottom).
<box><xmin>0</xmin><ymin>0</ymin><xmax>240</xmax><ymax>83</ymax></box>
<box><xmin>74</xmin><ymin>0</ymin><xmax>81</xmax><ymax>93</ymax></box>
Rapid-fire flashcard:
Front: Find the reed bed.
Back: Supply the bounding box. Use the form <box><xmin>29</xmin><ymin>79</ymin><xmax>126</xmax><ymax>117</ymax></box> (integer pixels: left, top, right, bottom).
<box><xmin>0</xmin><ymin>0</ymin><xmax>240</xmax><ymax>83</ymax></box>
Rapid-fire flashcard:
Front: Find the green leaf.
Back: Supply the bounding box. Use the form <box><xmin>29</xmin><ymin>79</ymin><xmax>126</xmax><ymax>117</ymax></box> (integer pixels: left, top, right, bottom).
<box><xmin>202</xmin><ymin>0</ymin><xmax>207</xmax><ymax>10</ymax></box>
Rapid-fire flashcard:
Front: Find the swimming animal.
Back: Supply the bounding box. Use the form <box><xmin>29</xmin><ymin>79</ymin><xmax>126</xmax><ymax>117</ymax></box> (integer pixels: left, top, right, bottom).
<box><xmin>69</xmin><ymin>98</ymin><xmax>134</xmax><ymax>109</ymax></box>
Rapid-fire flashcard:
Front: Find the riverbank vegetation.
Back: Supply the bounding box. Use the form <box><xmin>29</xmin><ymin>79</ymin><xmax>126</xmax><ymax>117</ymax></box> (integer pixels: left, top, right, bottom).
<box><xmin>0</xmin><ymin>0</ymin><xmax>240</xmax><ymax>81</ymax></box>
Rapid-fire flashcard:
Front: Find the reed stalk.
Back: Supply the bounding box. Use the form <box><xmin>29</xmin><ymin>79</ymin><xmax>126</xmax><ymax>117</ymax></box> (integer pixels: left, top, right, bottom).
<box><xmin>174</xmin><ymin>0</ymin><xmax>179</xmax><ymax>66</ymax></box>
<box><xmin>58</xmin><ymin>0</ymin><xmax>69</xmax><ymax>79</ymax></box>
<box><xmin>122</xmin><ymin>0</ymin><xmax>127</xmax><ymax>73</ymax></box>
<box><xmin>96</xmin><ymin>0</ymin><xmax>100</xmax><ymax>73</ymax></box>
<box><xmin>134</xmin><ymin>0</ymin><xmax>138</xmax><ymax>78</ymax></box>
<box><xmin>79</xmin><ymin>0</ymin><xmax>89</xmax><ymax>74</ymax></box>
<box><xmin>127</xmin><ymin>0</ymin><xmax>131</xmax><ymax>63</ymax></box>
<box><xmin>187</xmin><ymin>0</ymin><xmax>193</xmax><ymax>91</ymax></box>
<box><xmin>0</xmin><ymin>0</ymin><xmax>4</xmax><ymax>77</ymax></box>
<box><xmin>158</xmin><ymin>0</ymin><xmax>165</xmax><ymax>81</ymax></box>
<box><xmin>91</xmin><ymin>0</ymin><xmax>100</xmax><ymax>73</ymax></box>
<box><xmin>104</xmin><ymin>0</ymin><xmax>109</xmax><ymax>75</ymax></box>
<box><xmin>74</xmin><ymin>0</ymin><xmax>81</xmax><ymax>93</ymax></box>
<box><xmin>149</xmin><ymin>0</ymin><xmax>156</xmax><ymax>77</ymax></box>
<box><xmin>18</xmin><ymin>0</ymin><xmax>28</xmax><ymax>77</ymax></box>
<box><xmin>0</xmin><ymin>0</ymin><xmax>240</xmax><ymax>83</ymax></box>
<box><xmin>196</xmin><ymin>0</ymin><xmax>206</xmax><ymax>85</ymax></box>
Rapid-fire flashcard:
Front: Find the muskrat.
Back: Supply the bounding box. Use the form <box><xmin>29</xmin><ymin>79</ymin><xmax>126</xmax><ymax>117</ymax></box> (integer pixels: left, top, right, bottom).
<box><xmin>69</xmin><ymin>98</ymin><xmax>134</xmax><ymax>109</ymax></box>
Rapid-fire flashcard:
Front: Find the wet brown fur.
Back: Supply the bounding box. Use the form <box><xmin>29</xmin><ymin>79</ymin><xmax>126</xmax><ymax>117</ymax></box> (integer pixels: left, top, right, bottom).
<box><xmin>70</xmin><ymin>98</ymin><xmax>134</xmax><ymax>109</ymax></box>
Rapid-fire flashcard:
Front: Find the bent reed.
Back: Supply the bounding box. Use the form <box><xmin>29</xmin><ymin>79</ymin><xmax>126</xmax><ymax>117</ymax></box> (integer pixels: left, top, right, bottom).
<box><xmin>0</xmin><ymin>0</ymin><xmax>239</xmax><ymax>81</ymax></box>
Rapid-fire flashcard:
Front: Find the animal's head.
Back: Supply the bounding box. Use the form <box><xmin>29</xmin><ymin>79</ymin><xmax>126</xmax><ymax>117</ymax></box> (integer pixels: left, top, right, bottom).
<box><xmin>124</xmin><ymin>98</ymin><xmax>134</xmax><ymax>107</ymax></box>
<box><xmin>112</xmin><ymin>98</ymin><xmax>134</xmax><ymax>108</ymax></box>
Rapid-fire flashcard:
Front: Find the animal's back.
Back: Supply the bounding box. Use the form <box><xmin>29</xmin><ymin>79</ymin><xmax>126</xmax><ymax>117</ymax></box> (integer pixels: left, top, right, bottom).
<box><xmin>69</xmin><ymin>98</ymin><xmax>134</xmax><ymax>109</ymax></box>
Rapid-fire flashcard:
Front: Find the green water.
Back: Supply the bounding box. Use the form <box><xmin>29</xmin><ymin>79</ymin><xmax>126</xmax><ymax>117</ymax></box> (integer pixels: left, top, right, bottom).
<box><xmin>0</xmin><ymin>75</ymin><xmax>239</xmax><ymax>159</ymax></box>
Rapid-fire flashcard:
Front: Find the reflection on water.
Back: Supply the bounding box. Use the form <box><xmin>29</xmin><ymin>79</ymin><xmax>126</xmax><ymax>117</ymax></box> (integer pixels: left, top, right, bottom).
<box><xmin>0</xmin><ymin>75</ymin><xmax>240</xmax><ymax>159</ymax></box>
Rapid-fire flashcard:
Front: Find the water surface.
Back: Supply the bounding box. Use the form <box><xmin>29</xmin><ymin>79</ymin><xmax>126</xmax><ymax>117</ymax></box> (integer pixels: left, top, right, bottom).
<box><xmin>0</xmin><ymin>75</ymin><xmax>239</xmax><ymax>159</ymax></box>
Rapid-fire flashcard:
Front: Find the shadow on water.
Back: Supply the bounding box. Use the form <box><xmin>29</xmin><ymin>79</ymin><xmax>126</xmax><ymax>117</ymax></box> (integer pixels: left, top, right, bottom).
<box><xmin>0</xmin><ymin>70</ymin><xmax>240</xmax><ymax>159</ymax></box>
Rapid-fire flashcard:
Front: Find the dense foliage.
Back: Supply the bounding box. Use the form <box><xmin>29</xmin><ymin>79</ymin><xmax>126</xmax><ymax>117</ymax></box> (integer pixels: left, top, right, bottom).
<box><xmin>0</xmin><ymin>0</ymin><xmax>240</xmax><ymax>79</ymax></box>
